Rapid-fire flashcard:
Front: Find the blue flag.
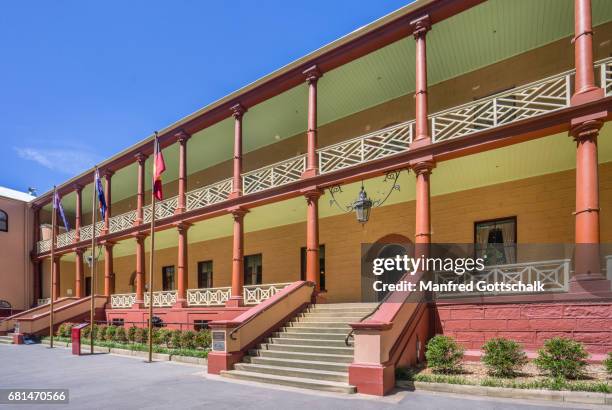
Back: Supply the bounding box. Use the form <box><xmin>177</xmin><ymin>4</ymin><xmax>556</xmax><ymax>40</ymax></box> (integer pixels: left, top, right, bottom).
<box><xmin>95</xmin><ymin>169</ymin><xmax>107</xmax><ymax>220</ymax></box>
<box><xmin>54</xmin><ymin>191</ymin><xmax>70</xmax><ymax>232</ymax></box>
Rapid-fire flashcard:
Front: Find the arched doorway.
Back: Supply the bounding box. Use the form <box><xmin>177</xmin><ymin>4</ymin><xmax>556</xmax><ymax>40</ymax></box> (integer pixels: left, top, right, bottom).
<box><xmin>362</xmin><ymin>234</ymin><xmax>412</xmax><ymax>302</ymax></box>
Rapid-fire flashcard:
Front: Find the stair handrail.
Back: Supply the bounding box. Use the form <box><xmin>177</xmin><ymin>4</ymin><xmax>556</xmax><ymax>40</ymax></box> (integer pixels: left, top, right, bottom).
<box><xmin>229</xmin><ymin>281</ymin><xmax>315</xmax><ymax>341</ymax></box>
<box><xmin>344</xmin><ymin>283</ymin><xmax>398</xmax><ymax>346</ymax></box>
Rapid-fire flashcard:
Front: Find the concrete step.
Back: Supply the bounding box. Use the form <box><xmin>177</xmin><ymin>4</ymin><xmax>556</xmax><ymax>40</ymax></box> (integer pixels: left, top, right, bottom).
<box><xmin>282</xmin><ymin>326</ymin><xmax>349</xmax><ymax>334</ymax></box>
<box><xmin>262</xmin><ymin>343</ymin><xmax>354</xmax><ymax>356</ymax></box>
<box><xmin>299</xmin><ymin>311</ymin><xmax>371</xmax><ymax>318</ymax></box>
<box><xmin>0</xmin><ymin>335</ymin><xmax>13</xmax><ymax>345</ymax></box>
<box><xmin>294</xmin><ymin>316</ymin><xmax>363</xmax><ymax>323</ymax></box>
<box><xmin>250</xmin><ymin>349</ymin><xmax>354</xmax><ymax>363</ymax></box>
<box><xmin>268</xmin><ymin>337</ymin><xmax>349</xmax><ymax>347</ymax></box>
<box><xmin>287</xmin><ymin>322</ymin><xmax>351</xmax><ymax>328</ymax></box>
<box><xmin>234</xmin><ymin>363</ymin><xmax>348</xmax><ymax>382</ymax></box>
<box><xmin>244</xmin><ymin>356</ymin><xmax>350</xmax><ymax>372</ymax></box>
<box><xmin>273</xmin><ymin>331</ymin><xmax>347</xmax><ymax>340</ymax></box>
<box><xmin>308</xmin><ymin>303</ymin><xmax>377</xmax><ymax>312</ymax></box>
<box><xmin>220</xmin><ymin>370</ymin><xmax>356</xmax><ymax>394</ymax></box>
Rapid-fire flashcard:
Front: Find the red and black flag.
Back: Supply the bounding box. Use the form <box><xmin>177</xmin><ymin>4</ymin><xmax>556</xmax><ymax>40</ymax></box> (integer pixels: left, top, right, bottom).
<box><xmin>153</xmin><ymin>135</ymin><xmax>166</xmax><ymax>200</ymax></box>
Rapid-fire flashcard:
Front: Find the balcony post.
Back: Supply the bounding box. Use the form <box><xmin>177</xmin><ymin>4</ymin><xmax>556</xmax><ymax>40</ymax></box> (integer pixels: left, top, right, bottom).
<box><xmin>75</xmin><ymin>248</ymin><xmax>85</xmax><ymax>298</ymax></box>
<box><xmin>174</xmin><ymin>222</ymin><xmax>192</xmax><ymax>307</ymax></box>
<box><xmin>175</xmin><ymin>130</ymin><xmax>191</xmax><ymax>214</ymax></box>
<box><xmin>103</xmin><ymin>170</ymin><xmax>114</xmax><ymax>233</ymax></box>
<box><xmin>302</xmin><ymin>65</ymin><xmax>321</xmax><ymax>178</ymax></box>
<box><xmin>303</xmin><ymin>188</ymin><xmax>323</xmax><ymax>297</ymax></box>
<box><xmin>103</xmin><ymin>241</ymin><xmax>115</xmax><ymax>296</ymax></box>
<box><xmin>133</xmin><ymin>234</ymin><xmax>146</xmax><ymax>308</ymax></box>
<box><xmin>52</xmin><ymin>255</ymin><xmax>61</xmax><ymax>301</ymax></box>
<box><xmin>572</xmin><ymin>0</ymin><xmax>602</xmax><ymax>102</ymax></box>
<box><xmin>227</xmin><ymin>207</ymin><xmax>247</xmax><ymax>307</ymax></box>
<box><xmin>32</xmin><ymin>206</ymin><xmax>41</xmax><ymax>305</ymax></box>
<box><xmin>229</xmin><ymin>104</ymin><xmax>246</xmax><ymax>199</ymax></box>
<box><xmin>74</xmin><ymin>184</ymin><xmax>82</xmax><ymax>242</ymax></box>
<box><xmin>135</xmin><ymin>153</ymin><xmax>147</xmax><ymax>225</ymax></box>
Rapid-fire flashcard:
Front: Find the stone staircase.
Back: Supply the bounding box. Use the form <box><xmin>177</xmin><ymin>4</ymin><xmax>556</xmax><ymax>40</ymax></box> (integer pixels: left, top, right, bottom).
<box><xmin>220</xmin><ymin>302</ymin><xmax>378</xmax><ymax>393</ymax></box>
<box><xmin>0</xmin><ymin>334</ymin><xmax>14</xmax><ymax>344</ymax></box>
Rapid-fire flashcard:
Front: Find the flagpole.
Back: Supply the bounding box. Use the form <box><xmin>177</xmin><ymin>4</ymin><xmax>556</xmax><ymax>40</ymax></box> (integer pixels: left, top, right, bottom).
<box><xmin>147</xmin><ymin>133</ymin><xmax>158</xmax><ymax>363</ymax></box>
<box><xmin>89</xmin><ymin>167</ymin><xmax>98</xmax><ymax>354</ymax></box>
<box><xmin>49</xmin><ymin>186</ymin><xmax>57</xmax><ymax>348</ymax></box>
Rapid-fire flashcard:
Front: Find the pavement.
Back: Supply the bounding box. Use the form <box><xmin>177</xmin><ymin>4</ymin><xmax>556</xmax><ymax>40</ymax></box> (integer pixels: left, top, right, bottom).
<box><xmin>0</xmin><ymin>344</ymin><xmax>602</xmax><ymax>410</ymax></box>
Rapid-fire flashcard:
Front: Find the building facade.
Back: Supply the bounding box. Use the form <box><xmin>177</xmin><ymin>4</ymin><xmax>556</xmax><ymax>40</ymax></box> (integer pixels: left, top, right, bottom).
<box><xmin>2</xmin><ymin>0</ymin><xmax>612</xmax><ymax>395</ymax></box>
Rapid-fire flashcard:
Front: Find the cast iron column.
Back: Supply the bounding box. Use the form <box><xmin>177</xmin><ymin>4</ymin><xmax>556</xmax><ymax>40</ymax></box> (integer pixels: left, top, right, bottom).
<box><xmin>75</xmin><ymin>248</ymin><xmax>85</xmax><ymax>298</ymax></box>
<box><xmin>135</xmin><ymin>153</ymin><xmax>147</xmax><ymax>225</ymax></box>
<box><xmin>134</xmin><ymin>234</ymin><xmax>146</xmax><ymax>307</ymax></box>
<box><xmin>303</xmin><ymin>66</ymin><xmax>321</xmax><ymax>178</ymax></box>
<box><xmin>175</xmin><ymin>222</ymin><xmax>191</xmax><ymax>307</ymax></box>
<box><xmin>74</xmin><ymin>185</ymin><xmax>82</xmax><ymax>242</ymax></box>
<box><xmin>304</xmin><ymin>189</ymin><xmax>322</xmax><ymax>293</ymax></box>
<box><xmin>52</xmin><ymin>256</ymin><xmax>61</xmax><ymax>301</ymax></box>
<box><xmin>175</xmin><ymin>130</ymin><xmax>190</xmax><ymax>213</ymax></box>
<box><xmin>230</xmin><ymin>104</ymin><xmax>246</xmax><ymax>198</ymax></box>
<box><xmin>103</xmin><ymin>241</ymin><xmax>114</xmax><ymax>296</ymax></box>
<box><xmin>227</xmin><ymin>207</ymin><xmax>247</xmax><ymax>307</ymax></box>
<box><xmin>103</xmin><ymin>170</ymin><xmax>113</xmax><ymax>233</ymax></box>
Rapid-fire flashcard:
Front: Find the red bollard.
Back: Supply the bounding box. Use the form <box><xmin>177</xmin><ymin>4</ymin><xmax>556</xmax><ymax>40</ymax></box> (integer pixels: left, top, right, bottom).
<box><xmin>71</xmin><ymin>323</ymin><xmax>88</xmax><ymax>355</ymax></box>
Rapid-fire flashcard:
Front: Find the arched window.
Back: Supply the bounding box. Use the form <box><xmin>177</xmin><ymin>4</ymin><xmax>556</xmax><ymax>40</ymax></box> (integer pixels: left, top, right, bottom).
<box><xmin>0</xmin><ymin>210</ymin><xmax>7</xmax><ymax>232</ymax></box>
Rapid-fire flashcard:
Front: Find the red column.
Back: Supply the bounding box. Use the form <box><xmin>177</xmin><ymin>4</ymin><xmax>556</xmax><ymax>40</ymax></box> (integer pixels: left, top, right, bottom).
<box><xmin>227</xmin><ymin>207</ymin><xmax>247</xmax><ymax>307</ymax></box>
<box><xmin>75</xmin><ymin>248</ymin><xmax>85</xmax><ymax>298</ymax></box>
<box><xmin>229</xmin><ymin>104</ymin><xmax>246</xmax><ymax>198</ymax></box>
<box><xmin>175</xmin><ymin>131</ymin><xmax>190</xmax><ymax>213</ymax></box>
<box><xmin>414</xmin><ymin>164</ymin><xmax>433</xmax><ymax>248</ymax></box>
<box><xmin>569</xmin><ymin>0</ymin><xmax>608</xmax><ymax>292</ymax></box>
<box><xmin>133</xmin><ymin>234</ymin><xmax>146</xmax><ymax>307</ymax></box>
<box><xmin>103</xmin><ymin>242</ymin><xmax>114</xmax><ymax>296</ymax></box>
<box><xmin>302</xmin><ymin>66</ymin><xmax>321</xmax><ymax>178</ymax></box>
<box><xmin>304</xmin><ymin>188</ymin><xmax>323</xmax><ymax>298</ymax></box>
<box><xmin>52</xmin><ymin>256</ymin><xmax>61</xmax><ymax>301</ymax></box>
<box><xmin>74</xmin><ymin>185</ymin><xmax>82</xmax><ymax>242</ymax></box>
<box><xmin>135</xmin><ymin>153</ymin><xmax>147</xmax><ymax>225</ymax></box>
<box><xmin>103</xmin><ymin>170</ymin><xmax>113</xmax><ymax>232</ymax></box>
<box><xmin>175</xmin><ymin>222</ymin><xmax>191</xmax><ymax>307</ymax></box>
<box><xmin>32</xmin><ymin>206</ymin><xmax>41</xmax><ymax>305</ymax></box>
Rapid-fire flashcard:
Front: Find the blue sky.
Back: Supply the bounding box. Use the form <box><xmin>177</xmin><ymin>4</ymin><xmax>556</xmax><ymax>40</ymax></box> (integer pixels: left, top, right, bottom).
<box><xmin>0</xmin><ymin>0</ymin><xmax>410</xmax><ymax>195</ymax></box>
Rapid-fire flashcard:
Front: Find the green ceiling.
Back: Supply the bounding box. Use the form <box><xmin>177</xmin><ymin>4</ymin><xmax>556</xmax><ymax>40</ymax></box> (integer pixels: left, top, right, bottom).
<box><xmin>50</xmin><ymin>0</ymin><xmax>612</xmax><ymax>216</ymax></box>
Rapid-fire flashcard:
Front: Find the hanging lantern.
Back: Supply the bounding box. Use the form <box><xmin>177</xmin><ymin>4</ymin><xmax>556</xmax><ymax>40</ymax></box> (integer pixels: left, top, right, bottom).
<box><xmin>353</xmin><ymin>185</ymin><xmax>373</xmax><ymax>223</ymax></box>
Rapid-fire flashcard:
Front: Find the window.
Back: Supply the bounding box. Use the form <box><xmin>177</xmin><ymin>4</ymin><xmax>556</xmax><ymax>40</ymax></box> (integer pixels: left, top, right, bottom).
<box><xmin>0</xmin><ymin>210</ymin><xmax>7</xmax><ymax>232</ymax></box>
<box><xmin>244</xmin><ymin>254</ymin><xmax>262</xmax><ymax>285</ymax></box>
<box><xmin>162</xmin><ymin>266</ymin><xmax>175</xmax><ymax>291</ymax></box>
<box><xmin>474</xmin><ymin>217</ymin><xmax>517</xmax><ymax>266</ymax></box>
<box><xmin>111</xmin><ymin>318</ymin><xmax>124</xmax><ymax>326</ymax></box>
<box><xmin>197</xmin><ymin>261</ymin><xmax>213</xmax><ymax>288</ymax></box>
<box><xmin>85</xmin><ymin>277</ymin><xmax>92</xmax><ymax>296</ymax></box>
<box><xmin>300</xmin><ymin>245</ymin><xmax>326</xmax><ymax>291</ymax></box>
<box><xmin>194</xmin><ymin>320</ymin><xmax>209</xmax><ymax>331</ymax></box>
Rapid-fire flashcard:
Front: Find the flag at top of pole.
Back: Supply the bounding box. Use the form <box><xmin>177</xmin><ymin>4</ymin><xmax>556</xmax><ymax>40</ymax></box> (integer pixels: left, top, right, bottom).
<box><xmin>53</xmin><ymin>191</ymin><xmax>70</xmax><ymax>232</ymax></box>
<box><xmin>153</xmin><ymin>134</ymin><xmax>166</xmax><ymax>200</ymax></box>
<box><xmin>95</xmin><ymin>168</ymin><xmax>107</xmax><ymax>219</ymax></box>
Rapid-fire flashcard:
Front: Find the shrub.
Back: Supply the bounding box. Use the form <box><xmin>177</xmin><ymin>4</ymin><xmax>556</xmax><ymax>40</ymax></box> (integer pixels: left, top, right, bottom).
<box><xmin>127</xmin><ymin>326</ymin><xmax>137</xmax><ymax>343</ymax></box>
<box><xmin>157</xmin><ymin>329</ymin><xmax>172</xmax><ymax>348</ymax></box>
<box><xmin>134</xmin><ymin>327</ymin><xmax>149</xmax><ymax>344</ymax></box>
<box><xmin>96</xmin><ymin>325</ymin><xmax>107</xmax><ymax>341</ymax></box>
<box><xmin>151</xmin><ymin>328</ymin><xmax>162</xmax><ymax>345</ymax></box>
<box><xmin>56</xmin><ymin>323</ymin><xmax>73</xmax><ymax>338</ymax></box>
<box><xmin>603</xmin><ymin>352</ymin><xmax>612</xmax><ymax>375</ymax></box>
<box><xmin>180</xmin><ymin>331</ymin><xmax>196</xmax><ymax>350</ymax></box>
<box><xmin>481</xmin><ymin>338</ymin><xmax>528</xmax><ymax>377</ymax></box>
<box><xmin>425</xmin><ymin>335</ymin><xmax>464</xmax><ymax>374</ymax></box>
<box><xmin>195</xmin><ymin>330</ymin><xmax>211</xmax><ymax>349</ymax></box>
<box><xmin>81</xmin><ymin>325</ymin><xmax>91</xmax><ymax>339</ymax></box>
<box><xmin>114</xmin><ymin>326</ymin><xmax>128</xmax><ymax>343</ymax></box>
<box><xmin>105</xmin><ymin>325</ymin><xmax>117</xmax><ymax>342</ymax></box>
<box><xmin>534</xmin><ymin>337</ymin><xmax>589</xmax><ymax>379</ymax></box>
<box><xmin>170</xmin><ymin>330</ymin><xmax>182</xmax><ymax>349</ymax></box>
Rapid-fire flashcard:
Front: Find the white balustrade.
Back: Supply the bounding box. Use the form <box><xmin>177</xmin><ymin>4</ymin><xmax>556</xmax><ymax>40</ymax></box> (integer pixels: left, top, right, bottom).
<box><xmin>56</xmin><ymin>230</ymin><xmax>75</xmax><ymax>248</ymax></box>
<box><xmin>37</xmin><ymin>240</ymin><xmax>51</xmax><ymax>253</ymax></box>
<box><xmin>109</xmin><ymin>210</ymin><xmax>137</xmax><ymax>233</ymax></box>
<box><xmin>600</xmin><ymin>58</ymin><xmax>612</xmax><ymax>96</ymax></box>
<box><xmin>243</xmin><ymin>282</ymin><xmax>292</xmax><ymax>305</ymax></box>
<box><xmin>186</xmin><ymin>287</ymin><xmax>231</xmax><ymax>306</ymax></box>
<box><xmin>433</xmin><ymin>259</ymin><xmax>570</xmax><ymax>297</ymax></box>
<box><xmin>37</xmin><ymin>298</ymin><xmax>50</xmax><ymax>306</ymax></box>
<box><xmin>242</xmin><ymin>156</ymin><xmax>306</xmax><ymax>195</ymax></box>
<box><xmin>319</xmin><ymin>121</ymin><xmax>413</xmax><ymax>174</ymax></box>
<box><xmin>186</xmin><ymin>178</ymin><xmax>233</xmax><ymax>211</ymax></box>
<box><xmin>110</xmin><ymin>293</ymin><xmax>136</xmax><ymax>309</ymax></box>
<box><xmin>144</xmin><ymin>290</ymin><xmax>177</xmax><ymax>307</ymax></box>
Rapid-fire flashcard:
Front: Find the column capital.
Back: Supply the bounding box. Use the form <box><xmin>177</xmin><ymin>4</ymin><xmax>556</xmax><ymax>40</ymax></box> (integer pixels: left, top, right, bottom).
<box><xmin>230</xmin><ymin>103</ymin><xmax>247</xmax><ymax>120</ymax></box>
<box><xmin>175</xmin><ymin>221</ymin><xmax>193</xmax><ymax>233</ymax></box>
<box><xmin>411</xmin><ymin>15</ymin><xmax>431</xmax><ymax>39</ymax></box>
<box><xmin>570</xmin><ymin>118</ymin><xmax>603</xmax><ymax>142</ymax></box>
<box><xmin>134</xmin><ymin>152</ymin><xmax>148</xmax><ymax>163</ymax></box>
<box><xmin>229</xmin><ymin>206</ymin><xmax>248</xmax><ymax>220</ymax></box>
<box><xmin>132</xmin><ymin>232</ymin><xmax>148</xmax><ymax>242</ymax></box>
<box><xmin>73</xmin><ymin>183</ymin><xmax>83</xmax><ymax>192</ymax></box>
<box><xmin>301</xmin><ymin>186</ymin><xmax>323</xmax><ymax>201</ymax></box>
<box><xmin>101</xmin><ymin>240</ymin><xmax>116</xmax><ymax>249</ymax></box>
<box><xmin>103</xmin><ymin>169</ymin><xmax>115</xmax><ymax>178</ymax></box>
<box><xmin>410</xmin><ymin>160</ymin><xmax>435</xmax><ymax>176</ymax></box>
<box><xmin>175</xmin><ymin>129</ymin><xmax>191</xmax><ymax>144</ymax></box>
<box><xmin>53</xmin><ymin>254</ymin><xmax>62</xmax><ymax>262</ymax></box>
<box><xmin>75</xmin><ymin>247</ymin><xmax>86</xmax><ymax>256</ymax></box>
<box><xmin>303</xmin><ymin>65</ymin><xmax>322</xmax><ymax>85</ymax></box>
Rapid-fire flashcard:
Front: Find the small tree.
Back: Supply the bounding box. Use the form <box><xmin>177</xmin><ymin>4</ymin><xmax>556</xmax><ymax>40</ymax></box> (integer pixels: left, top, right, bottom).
<box><xmin>96</xmin><ymin>325</ymin><xmax>108</xmax><ymax>341</ymax></box>
<box><xmin>157</xmin><ymin>329</ymin><xmax>172</xmax><ymax>348</ymax></box>
<box><xmin>170</xmin><ymin>330</ymin><xmax>182</xmax><ymax>349</ymax></box>
<box><xmin>195</xmin><ymin>330</ymin><xmax>211</xmax><ymax>349</ymax></box>
<box><xmin>127</xmin><ymin>326</ymin><xmax>137</xmax><ymax>343</ymax></box>
<box><xmin>180</xmin><ymin>330</ymin><xmax>196</xmax><ymax>350</ymax></box>
<box><xmin>114</xmin><ymin>326</ymin><xmax>128</xmax><ymax>343</ymax></box>
<box><xmin>481</xmin><ymin>338</ymin><xmax>528</xmax><ymax>377</ymax></box>
<box><xmin>105</xmin><ymin>325</ymin><xmax>117</xmax><ymax>342</ymax></box>
<box><xmin>602</xmin><ymin>352</ymin><xmax>612</xmax><ymax>376</ymax></box>
<box><xmin>425</xmin><ymin>335</ymin><xmax>464</xmax><ymax>374</ymax></box>
<box><xmin>534</xmin><ymin>337</ymin><xmax>589</xmax><ymax>379</ymax></box>
<box><xmin>134</xmin><ymin>327</ymin><xmax>147</xmax><ymax>344</ymax></box>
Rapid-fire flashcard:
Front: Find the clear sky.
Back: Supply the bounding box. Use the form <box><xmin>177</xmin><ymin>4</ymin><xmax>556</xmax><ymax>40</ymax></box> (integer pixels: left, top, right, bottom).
<box><xmin>0</xmin><ymin>0</ymin><xmax>410</xmax><ymax>195</ymax></box>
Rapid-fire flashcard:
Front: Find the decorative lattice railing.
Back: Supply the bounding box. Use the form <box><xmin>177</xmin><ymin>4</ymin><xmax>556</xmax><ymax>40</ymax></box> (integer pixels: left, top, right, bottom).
<box><xmin>109</xmin><ymin>210</ymin><xmax>137</xmax><ymax>234</ymax></box>
<box><xmin>37</xmin><ymin>240</ymin><xmax>51</xmax><ymax>253</ymax></box>
<box><xmin>186</xmin><ymin>178</ymin><xmax>233</xmax><ymax>211</ymax></box>
<box><xmin>186</xmin><ymin>287</ymin><xmax>231</xmax><ymax>306</ymax></box>
<box><xmin>319</xmin><ymin>121</ymin><xmax>413</xmax><ymax>174</ymax></box>
<box><xmin>243</xmin><ymin>282</ymin><xmax>292</xmax><ymax>305</ymax></box>
<box><xmin>56</xmin><ymin>230</ymin><xmax>75</xmax><ymax>248</ymax></box>
<box><xmin>144</xmin><ymin>290</ymin><xmax>177</xmax><ymax>307</ymax></box>
<box><xmin>600</xmin><ymin>58</ymin><xmax>612</xmax><ymax>97</ymax></box>
<box><xmin>433</xmin><ymin>259</ymin><xmax>570</xmax><ymax>297</ymax></box>
<box><xmin>37</xmin><ymin>298</ymin><xmax>50</xmax><ymax>306</ymax></box>
<box><xmin>110</xmin><ymin>293</ymin><xmax>136</xmax><ymax>309</ymax></box>
<box><xmin>431</xmin><ymin>70</ymin><xmax>573</xmax><ymax>142</ymax></box>
<box><xmin>143</xmin><ymin>196</ymin><xmax>178</xmax><ymax>223</ymax></box>
<box><xmin>242</xmin><ymin>156</ymin><xmax>306</xmax><ymax>195</ymax></box>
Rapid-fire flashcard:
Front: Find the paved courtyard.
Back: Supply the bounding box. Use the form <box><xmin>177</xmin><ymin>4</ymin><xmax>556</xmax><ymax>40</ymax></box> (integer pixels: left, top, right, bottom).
<box><xmin>0</xmin><ymin>344</ymin><xmax>599</xmax><ymax>409</ymax></box>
